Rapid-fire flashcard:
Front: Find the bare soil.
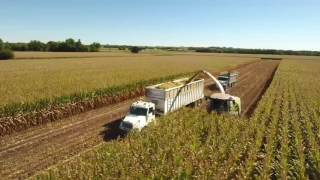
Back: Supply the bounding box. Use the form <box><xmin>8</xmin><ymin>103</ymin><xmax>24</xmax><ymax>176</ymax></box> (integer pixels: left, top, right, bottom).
<box><xmin>229</xmin><ymin>60</ymin><xmax>280</xmax><ymax>116</ymax></box>
<box><xmin>0</xmin><ymin>60</ymin><xmax>279</xmax><ymax>179</ymax></box>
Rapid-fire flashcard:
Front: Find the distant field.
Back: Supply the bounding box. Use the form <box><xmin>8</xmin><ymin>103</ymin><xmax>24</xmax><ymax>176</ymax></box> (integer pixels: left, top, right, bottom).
<box><xmin>0</xmin><ymin>53</ymin><xmax>254</xmax><ymax>107</ymax></box>
<box><xmin>13</xmin><ymin>49</ymin><xmax>183</xmax><ymax>59</ymax></box>
<box><xmin>14</xmin><ymin>51</ymin><xmax>320</xmax><ymax>60</ymax></box>
<box><xmin>14</xmin><ymin>51</ymin><xmax>133</xmax><ymax>59</ymax></box>
<box><xmin>3</xmin><ymin>51</ymin><xmax>319</xmax><ymax>108</ymax></box>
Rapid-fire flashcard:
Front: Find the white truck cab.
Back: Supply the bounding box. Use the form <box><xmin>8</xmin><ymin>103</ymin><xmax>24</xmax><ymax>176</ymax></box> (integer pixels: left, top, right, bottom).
<box><xmin>119</xmin><ymin>101</ymin><xmax>156</xmax><ymax>131</ymax></box>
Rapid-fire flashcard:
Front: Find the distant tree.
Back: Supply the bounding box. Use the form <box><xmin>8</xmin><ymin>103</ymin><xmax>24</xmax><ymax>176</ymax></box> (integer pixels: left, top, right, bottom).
<box><xmin>46</xmin><ymin>39</ymin><xmax>91</xmax><ymax>52</ymax></box>
<box><xmin>47</xmin><ymin>41</ymin><xmax>59</xmax><ymax>51</ymax></box>
<box><xmin>190</xmin><ymin>46</ymin><xmax>320</xmax><ymax>56</ymax></box>
<box><xmin>0</xmin><ymin>38</ymin><xmax>3</xmax><ymax>50</ymax></box>
<box><xmin>75</xmin><ymin>39</ymin><xmax>86</xmax><ymax>51</ymax></box>
<box><xmin>28</xmin><ymin>40</ymin><xmax>46</xmax><ymax>51</ymax></box>
<box><xmin>89</xmin><ymin>42</ymin><xmax>101</xmax><ymax>52</ymax></box>
<box><xmin>9</xmin><ymin>43</ymin><xmax>28</xmax><ymax>51</ymax></box>
<box><xmin>0</xmin><ymin>49</ymin><xmax>14</xmax><ymax>60</ymax></box>
<box><xmin>130</xmin><ymin>46</ymin><xmax>142</xmax><ymax>53</ymax></box>
<box><xmin>64</xmin><ymin>38</ymin><xmax>76</xmax><ymax>51</ymax></box>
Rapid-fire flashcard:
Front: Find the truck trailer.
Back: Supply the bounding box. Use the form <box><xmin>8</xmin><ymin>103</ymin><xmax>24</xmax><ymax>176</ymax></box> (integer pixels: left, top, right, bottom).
<box><xmin>218</xmin><ymin>71</ymin><xmax>239</xmax><ymax>90</ymax></box>
<box><xmin>119</xmin><ymin>78</ymin><xmax>204</xmax><ymax>131</ymax></box>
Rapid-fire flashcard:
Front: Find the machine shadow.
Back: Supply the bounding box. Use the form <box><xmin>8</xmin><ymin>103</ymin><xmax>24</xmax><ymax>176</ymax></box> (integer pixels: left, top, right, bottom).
<box><xmin>100</xmin><ymin>118</ymin><xmax>128</xmax><ymax>142</ymax></box>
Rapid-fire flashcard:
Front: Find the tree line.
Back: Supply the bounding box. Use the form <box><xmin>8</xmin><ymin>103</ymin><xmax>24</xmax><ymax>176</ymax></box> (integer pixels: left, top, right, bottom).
<box><xmin>1</xmin><ymin>38</ymin><xmax>101</xmax><ymax>52</ymax></box>
<box><xmin>104</xmin><ymin>45</ymin><xmax>188</xmax><ymax>52</ymax></box>
<box><xmin>106</xmin><ymin>44</ymin><xmax>320</xmax><ymax>56</ymax></box>
<box><xmin>0</xmin><ymin>38</ymin><xmax>14</xmax><ymax>60</ymax></box>
<box><xmin>2</xmin><ymin>37</ymin><xmax>320</xmax><ymax>60</ymax></box>
<box><xmin>189</xmin><ymin>47</ymin><xmax>320</xmax><ymax>56</ymax></box>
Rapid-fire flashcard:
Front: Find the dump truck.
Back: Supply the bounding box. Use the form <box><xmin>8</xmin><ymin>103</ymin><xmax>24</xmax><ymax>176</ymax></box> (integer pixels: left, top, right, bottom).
<box><xmin>119</xmin><ymin>78</ymin><xmax>204</xmax><ymax>131</ymax></box>
<box><xmin>218</xmin><ymin>71</ymin><xmax>239</xmax><ymax>90</ymax></box>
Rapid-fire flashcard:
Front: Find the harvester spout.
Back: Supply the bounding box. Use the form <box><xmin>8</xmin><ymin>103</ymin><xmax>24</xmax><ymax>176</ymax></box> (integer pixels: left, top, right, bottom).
<box><xmin>184</xmin><ymin>70</ymin><xmax>226</xmax><ymax>94</ymax></box>
<box><xmin>201</xmin><ymin>70</ymin><xmax>225</xmax><ymax>94</ymax></box>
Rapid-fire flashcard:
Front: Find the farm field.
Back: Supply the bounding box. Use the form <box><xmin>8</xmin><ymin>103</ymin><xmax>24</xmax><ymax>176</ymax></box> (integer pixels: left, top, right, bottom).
<box><xmin>14</xmin><ymin>51</ymin><xmax>320</xmax><ymax>61</ymax></box>
<box><xmin>0</xmin><ymin>54</ymin><xmax>253</xmax><ymax>106</ymax></box>
<box><xmin>0</xmin><ymin>53</ymin><xmax>258</xmax><ymax>136</ymax></box>
<box><xmin>32</xmin><ymin>59</ymin><xmax>320</xmax><ymax>179</ymax></box>
<box><xmin>13</xmin><ymin>51</ymin><xmax>130</xmax><ymax>59</ymax></box>
<box><xmin>13</xmin><ymin>49</ymin><xmax>181</xmax><ymax>59</ymax></box>
<box><xmin>0</xmin><ymin>60</ymin><xmax>278</xmax><ymax>179</ymax></box>
<box><xmin>2</xmin><ymin>1</ymin><xmax>320</xmax><ymax>179</ymax></box>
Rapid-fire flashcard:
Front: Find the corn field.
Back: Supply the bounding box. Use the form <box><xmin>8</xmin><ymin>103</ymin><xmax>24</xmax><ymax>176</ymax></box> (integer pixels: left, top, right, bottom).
<box><xmin>34</xmin><ymin>59</ymin><xmax>320</xmax><ymax>179</ymax></box>
<box><xmin>0</xmin><ymin>55</ymin><xmax>251</xmax><ymax>106</ymax></box>
<box><xmin>0</xmin><ymin>55</ymin><xmax>252</xmax><ymax>136</ymax></box>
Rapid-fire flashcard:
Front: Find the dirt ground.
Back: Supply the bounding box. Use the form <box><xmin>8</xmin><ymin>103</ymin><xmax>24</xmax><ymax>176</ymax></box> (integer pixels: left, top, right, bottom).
<box><xmin>0</xmin><ymin>60</ymin><xmax>279</xmax><ymax>179</ymax></box>
<box><xmin>229</xmin><ymin>60</ymin><xmax>279</xmax><ymax>116</ymax></box>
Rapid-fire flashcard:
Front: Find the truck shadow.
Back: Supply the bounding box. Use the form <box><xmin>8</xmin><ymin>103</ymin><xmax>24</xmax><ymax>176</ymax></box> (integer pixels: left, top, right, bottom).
<box><xmin>100</xmin><ymin>118</ymin><xmax>128</xmax><ymax>142</ymax></box>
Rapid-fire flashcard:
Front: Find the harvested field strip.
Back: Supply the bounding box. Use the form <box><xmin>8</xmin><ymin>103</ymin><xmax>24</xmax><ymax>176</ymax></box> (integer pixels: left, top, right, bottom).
<box><xmin>227</xmin><ymin>60</ymin><xmax>280</xmax><ymax>116</ymax></box>
<box><xmin>32</xmin><ymin>60</ymin><xmax>320</xmax><ymax>179</ymax></box>
<box><xmin>0</xmin><ymin>99</ymin><xmax>134</xmax><ymax>179</ymax></box>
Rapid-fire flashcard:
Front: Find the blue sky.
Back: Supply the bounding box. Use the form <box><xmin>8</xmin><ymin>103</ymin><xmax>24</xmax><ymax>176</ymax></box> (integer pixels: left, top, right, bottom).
<box><xmin>1</xmin><ymin>0</ymin><xmax>319</xmax><ymax>50</ymax></box>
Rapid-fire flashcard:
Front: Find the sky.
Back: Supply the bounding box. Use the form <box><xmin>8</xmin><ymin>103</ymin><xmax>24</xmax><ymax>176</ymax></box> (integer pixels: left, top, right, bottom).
<box><xmin>1</xmin><ymin>0</ymin><xmax>319</xmax><ymax>50</ymax></box>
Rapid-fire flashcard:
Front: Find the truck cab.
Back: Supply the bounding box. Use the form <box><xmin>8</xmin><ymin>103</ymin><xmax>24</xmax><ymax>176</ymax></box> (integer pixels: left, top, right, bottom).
<box><xmin>119</xmin><ymin>101</ymin><xmax>156</xmax><ymax>131</ymax></box>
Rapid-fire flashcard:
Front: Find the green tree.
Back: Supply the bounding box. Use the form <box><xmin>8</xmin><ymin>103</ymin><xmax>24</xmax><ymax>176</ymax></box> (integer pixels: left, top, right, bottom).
<box><xmin>75</xmin><ymin>39</ymin><xmax>82</xmax><ymax>51</ymax></box>
<box><xmin>130</xmin><ymin>46</ymin><xmax>142</xmax><ymax>53</ymax></box>
<box><xmin>75</xmin><ymin>39</ymin><xmax>87</xmax><ymax>52</ymax></box>
<box><xmin>89</xmin><ymin>42</ymin><xmax>101</xmax><ymax>52</ymax></box>
<box><xmin>47</xmin><ymin>41</ymin><xmax>59</xmax><ymax>51</ymax></box>
<box><xmin>65</xmin><ymin>38</ymin><xmax>76</xmax><ymax>51</ymax></box>
<box><xmin>0</xmin><ymin>49</ymin><xmax>14</xmax><ymax>60</ymax></box>
<box><xmin>0</xmin><ymin>38</ymin><xmax>3</xmax><ymax>50</ymax></box>
<box><xmin>9</xmin><ymin>43</ymin><xmax>28</xmax><ymax>51</ymax></box>
<box><xmin>28</xmin><ymin>40</ymin><xmax>46</xmax><ymax>51</ymax></box>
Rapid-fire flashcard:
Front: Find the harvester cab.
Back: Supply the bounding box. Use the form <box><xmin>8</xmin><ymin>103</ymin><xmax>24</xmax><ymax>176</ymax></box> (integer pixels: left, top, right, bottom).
<box><xmin>208</xmin><ymin>93</ymin><xmax>241</xmax><ymax>115</ymax></box>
